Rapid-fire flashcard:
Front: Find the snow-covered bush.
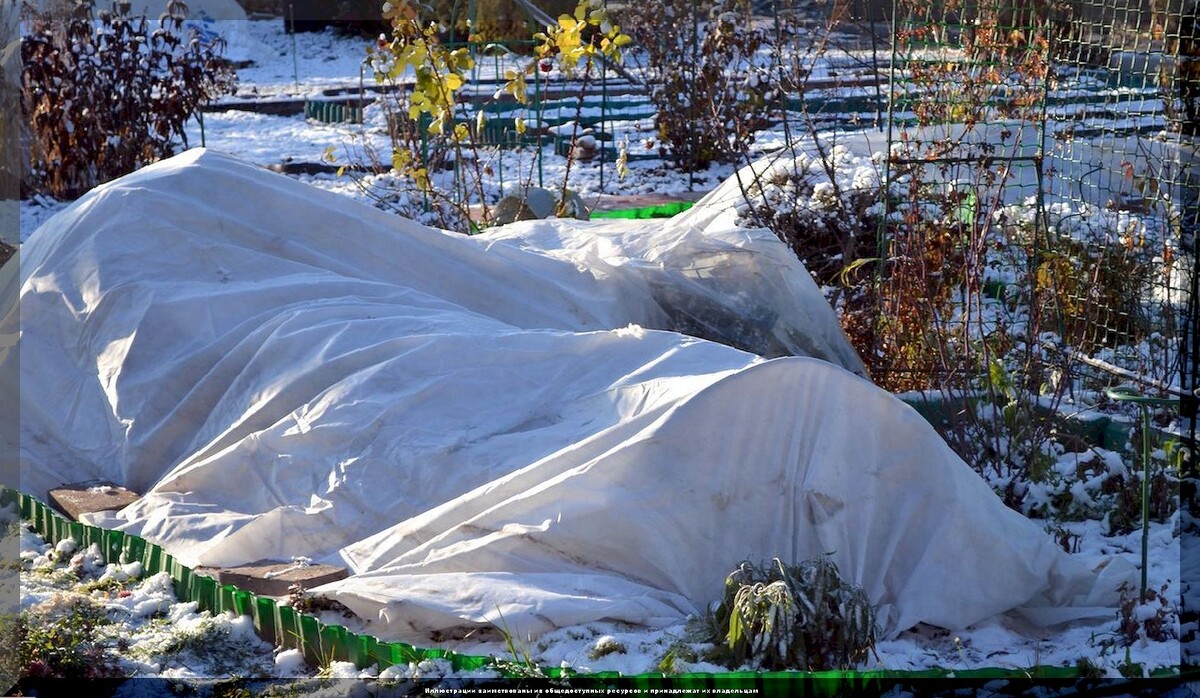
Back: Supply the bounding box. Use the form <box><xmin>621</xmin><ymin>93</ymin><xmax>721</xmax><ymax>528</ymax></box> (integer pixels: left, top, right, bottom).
<box><xmin>1117</xmin><ymin>581</ymin><xmax>1179</xmax><ymax>645</ymax></box>
<box><xmin>20</xmin><ymin>0</ymin><xmax>236</xmax><ymax>198</ymax></box>
<box><xmin>734</xmin><ymin>145</ymin><xmax>884</xmax><ymax>307</ymax></box>
<box><xmin>729</xmin><ymin>134</ymin><xmax>1175</xmax><ymax>502</ymax></box>
<box><xmin>618</xmin><ymin>0</ymin><xmax>772</xmax><ymax>171</ymax></box>
<box><xmin>994</xmin><ymin>198</ymin><xmax>1168</xmax><ymax>353</ymax></box>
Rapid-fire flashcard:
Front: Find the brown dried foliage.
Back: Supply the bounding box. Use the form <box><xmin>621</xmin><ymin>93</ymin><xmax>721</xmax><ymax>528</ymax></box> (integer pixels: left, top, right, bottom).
<box><xmin>21</xmin><ymin>0</ymin><xmax>236</xmax><ymax>198</ymax></box>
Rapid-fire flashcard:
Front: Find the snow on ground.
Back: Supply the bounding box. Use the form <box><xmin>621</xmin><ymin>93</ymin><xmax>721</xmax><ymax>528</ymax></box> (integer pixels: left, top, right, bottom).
<box><xmin>20</xmin><ymin>525</ymin><xmax>279</xmax><ymax>680</ymax></box>
<box><xmin>18</xmin><ymin>524</ymin><xmax>506</xmax><ymax>683</ymax></box>
<box><xmin>12</xmin><ymin>14</ymin><xmax>1185</xmax><ymax>683</ymax></box>
<box><xmin>229</xmin><ymin>19</ymin><xmax>379</xmax><ymax>96</ymax></box>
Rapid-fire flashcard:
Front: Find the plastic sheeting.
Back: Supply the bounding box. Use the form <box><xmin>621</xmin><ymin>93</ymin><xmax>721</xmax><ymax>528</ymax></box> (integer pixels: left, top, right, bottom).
<box><xmin>16</xmin><ymin>149</ymin><xmax>1128</xmax><ymax>644</ymax></box>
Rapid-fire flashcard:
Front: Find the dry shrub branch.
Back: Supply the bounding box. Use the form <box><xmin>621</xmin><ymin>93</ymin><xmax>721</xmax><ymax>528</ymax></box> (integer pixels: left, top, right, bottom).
<box><xmin>20</xmin><ymin>0</ymin><xmax>236</xmax><ymax>198</ymax></box>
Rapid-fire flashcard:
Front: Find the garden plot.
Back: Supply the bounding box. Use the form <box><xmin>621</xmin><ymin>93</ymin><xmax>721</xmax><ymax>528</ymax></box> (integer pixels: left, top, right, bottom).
<box><xmin>10</xmin><ymin>9</ymin><xmax>1188</xmax><ymax>684</ymax></box>
<box><xmin>12</xmin><ymin>148</ymin><xmax>1182</xmax><ymax>680</ymax></box>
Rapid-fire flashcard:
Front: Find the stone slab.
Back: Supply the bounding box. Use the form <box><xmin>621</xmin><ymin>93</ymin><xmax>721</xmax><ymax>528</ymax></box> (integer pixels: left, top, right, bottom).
<box><xmin>47</xmin><ymin>480</ymin><xmax>141</xmax><ymax>521</ymax></box>
<box><xmin>198</xmin><ymin>559</ymin><xmax>349</xmax><ymax>597</ymax></box>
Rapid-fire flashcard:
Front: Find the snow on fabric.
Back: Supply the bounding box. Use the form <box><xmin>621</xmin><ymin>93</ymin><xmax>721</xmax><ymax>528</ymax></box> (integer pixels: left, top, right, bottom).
<box><xmin>17</xmin><ymin>149</ymin><xmax>1127</xmax><ymax>644</ymax></box>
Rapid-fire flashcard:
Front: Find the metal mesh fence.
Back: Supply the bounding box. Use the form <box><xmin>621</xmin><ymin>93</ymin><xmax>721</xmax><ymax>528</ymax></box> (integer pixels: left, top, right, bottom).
<box><xmin>876</xmin><ymin>0</ymin><xmax>1194</xmax><ymax>410</ymax></box>
<box><xmin>876</xmin><ymin>0</ymin><xmax>1052</xmax><ymax>394</ymax></box>
<box><xmin>1046</xmin><ymin>0</ymin><xmax>1193</xmax><ymax>392</ymax></box>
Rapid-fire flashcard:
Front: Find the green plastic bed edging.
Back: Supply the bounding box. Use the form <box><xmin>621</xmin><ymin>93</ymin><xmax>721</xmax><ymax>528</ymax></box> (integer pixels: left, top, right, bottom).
<box><xmin>303</xmin><ymin>99</ymin><xmax>364</xmax><ymax>124</ymax></box>
<box><xmin>590</xmin><ymin>201</ymin><xmax>695</xmax><ymax>219</ymax></box>
<box><xmin>5</xmin><ymin>488</ymin><xmax>1182</xmax><ymax>684</ymax></box>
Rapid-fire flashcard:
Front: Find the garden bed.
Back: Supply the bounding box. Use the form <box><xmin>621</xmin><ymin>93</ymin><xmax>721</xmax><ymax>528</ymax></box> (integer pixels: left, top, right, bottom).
<box><xmin>12</xmin><ymin>490</ymin><xmax>1183</xmax><ymax>686</ymax></box>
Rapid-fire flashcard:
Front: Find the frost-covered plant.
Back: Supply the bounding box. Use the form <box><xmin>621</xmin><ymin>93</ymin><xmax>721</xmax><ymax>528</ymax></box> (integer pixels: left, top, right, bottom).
<box><xmin>18</xmin><ymin>595</ymin><xmax>122</xmax><ymax>679</ymax></box>
<box><xmin>618</xmin><ymin>0</ymin><xmax>772</xmax><ymax>171</ymax></box>
<box><xmin>1088</xmin><ymin>580</ymin><xmax>1181</xmax><ymax>673</ymax></box>
<box><xmin>707</xmin><ymin>556</ymin><xmax>876</xmax><ymax>671</ymax></box>
<box><xmin>1018</xmin><ymin>445</ymin><xmax>1137</xmax><ymax>523</ymax></box>
<box><xmin>20</xmin><ymin>0</ymin><xmax>237</xmax><ymax>198</ymax></box>
<box><xmin>1116</xmin><ymin>581</ymin><xmax>1178</xmax><ymax>645</ymax></box>
<box><xmin>736</xmin><ymin>146</ymin><xmax>883</xmax><ymax>300</ymax></box>
<box><xmin>490</xmin><ymin>609</ymin><xmax>546</xmax><ymax>679</ymax></box>
<box><xmin>586</xmin><ymin>635</ymin><xmax>626</xmax><ymax>660</ymax></box>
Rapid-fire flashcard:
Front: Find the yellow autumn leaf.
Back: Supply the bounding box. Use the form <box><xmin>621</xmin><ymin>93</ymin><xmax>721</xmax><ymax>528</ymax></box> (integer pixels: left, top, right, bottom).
<box><xmin>391</xmin><ymin>148</ymin><xmax>410</xmax><ymax>171</ymax></box>
<box><xmin>413</xmin><ymin>167</ymin><xmax>429</xmax><ymax>191</ymax></box>
<box><xmin>505</xmin><ymin>72</ymin><xmax>528</xmax><ymax>104</ymax></box>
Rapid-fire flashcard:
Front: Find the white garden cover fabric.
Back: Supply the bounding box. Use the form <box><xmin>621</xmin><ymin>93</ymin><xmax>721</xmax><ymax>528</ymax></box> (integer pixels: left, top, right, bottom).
<box><xmin>16</xmin><ymin>149</ymin><xmax>1127</xmax><ymax>643</ymax></box>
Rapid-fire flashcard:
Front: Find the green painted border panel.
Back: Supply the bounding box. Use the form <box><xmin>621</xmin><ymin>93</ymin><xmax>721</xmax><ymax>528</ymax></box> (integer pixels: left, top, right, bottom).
<box><xmin>591</xmin><ymin>201</ymin><xmax>695</xmax><ymax>219</ymax></box>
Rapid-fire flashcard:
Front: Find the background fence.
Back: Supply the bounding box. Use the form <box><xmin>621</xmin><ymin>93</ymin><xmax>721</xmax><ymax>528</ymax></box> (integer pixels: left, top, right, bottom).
<box><xmin>865</xmin><ymin>0</ymin><xmax>1194</xmax><ymax>402</ymax></box>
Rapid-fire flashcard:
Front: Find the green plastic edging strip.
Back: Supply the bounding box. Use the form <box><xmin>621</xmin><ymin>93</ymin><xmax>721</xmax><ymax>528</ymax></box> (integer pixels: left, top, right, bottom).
<box><xmin>303</xmin><ymin>99</ymin><xmax>364</xmax><ymax>124</ymax></box>
<box><xmin>5</xmin><ymin>488</ymin><xmax>1181</xmax><ymax>683</ymax></box>
<box><xmin>591</xmin><ymin>201</ymin><xmax>695</xmax><ymax>219</ymax></box>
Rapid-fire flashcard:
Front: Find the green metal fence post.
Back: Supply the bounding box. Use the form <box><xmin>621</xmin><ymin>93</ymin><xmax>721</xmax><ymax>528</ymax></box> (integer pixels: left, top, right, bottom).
<box><xmin>1104</xmin><ymin>387</ymin><xmax>1180</xmax><ymax>600</ymax></box>
<box><xmin>599</xmin><ymin>56</ymin><xmax>607</xmax><ymax>192</ymax></box>
<box><xmin>535</xmin><ymin>53</ymin><xmax>544</xmax><ymax>188</ymax></box>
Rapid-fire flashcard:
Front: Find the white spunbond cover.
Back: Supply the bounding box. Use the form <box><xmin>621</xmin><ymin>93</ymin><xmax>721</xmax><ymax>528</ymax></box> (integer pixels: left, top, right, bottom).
<box><xmin>17</xmin><ymin>149</ymin><xmax>1127</xmax><ymax>644</ymax></box>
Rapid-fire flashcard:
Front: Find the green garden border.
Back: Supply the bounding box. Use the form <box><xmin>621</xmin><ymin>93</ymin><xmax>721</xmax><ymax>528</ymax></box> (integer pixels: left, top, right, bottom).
<box><xmin>303</xmin><ymin>99</ymin><xmax>365</xmax><ymax>124</ymax></box>
<box><xmin>591</xmin><ymin>201</ymin><xmax>695</xmax><ymax>219</ymax></box>
<box><xmin>5</xmin><ymin>487</ymin><xmax>1182</xmax><ymax>684</ymax></box>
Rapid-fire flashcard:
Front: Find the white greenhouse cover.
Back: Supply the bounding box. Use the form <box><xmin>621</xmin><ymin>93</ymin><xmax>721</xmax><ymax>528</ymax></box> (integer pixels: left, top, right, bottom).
<box><xmin>15</xmin><ymin>149</ymin><xmax>1129</xmax><ymax>644</ymax></box>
